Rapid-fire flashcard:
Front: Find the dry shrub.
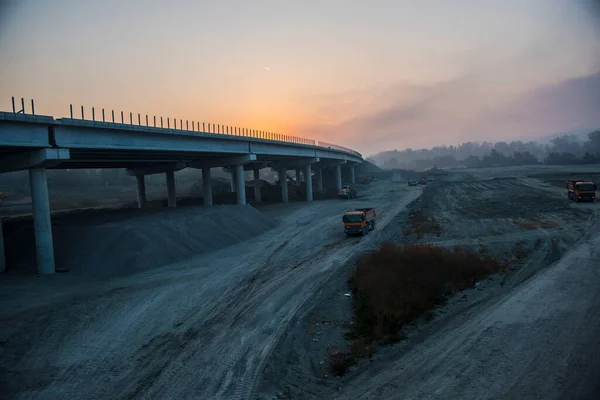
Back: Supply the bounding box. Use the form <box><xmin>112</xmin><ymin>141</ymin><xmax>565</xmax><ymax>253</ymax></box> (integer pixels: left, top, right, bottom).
<box><xmin>403</xmin><ymin>211</ymin><xmax>443</xmax><ymax>239</ymax></box>
<box><xmin>517</xmin><ymin>218</ymin><xmax>557</xmax><ymax>230</ymax></box>
<box><xmin>513</xmin><ymin>241</ymin><xmax>531</xmax><ymax>261</ymax></box>
<box><xmin>349</xmin><ymin>338</ymin><xmax>375</xmax><ymax>359</ymax></box>
<box><xmin>327</xmin><ymin>348</ymin><xmax>356</xmax><ymax>376</ymax></box>
<box><xmin>348</xmin><ymin>243</ymin><xmax>501</xmax><ymax>340</ymax></box>
<box><xmin>327</xmin><ymin>339</ymin><xmax>375</xmax><ymax>376</ymax></box>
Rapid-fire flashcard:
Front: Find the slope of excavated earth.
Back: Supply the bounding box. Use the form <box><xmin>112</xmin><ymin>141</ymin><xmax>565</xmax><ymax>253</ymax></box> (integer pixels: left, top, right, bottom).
<box><xmin>333</xmin><ymin>219</ymin><xmax>600</xmax><ymax>399</ymax></box>
<box><xmin>3</xmin><ymin>204</ymin><xmax>277</xmax><ymax>277</ymax></box>
<box><xmin>0</xmin><ymin>179</ymin><xmax>420</xmax><ymax>399</ymax></box>
<box><xmin>257</xmin><ymin>173</ymin><xmax>600</xmax><ymax>399</ymax></box>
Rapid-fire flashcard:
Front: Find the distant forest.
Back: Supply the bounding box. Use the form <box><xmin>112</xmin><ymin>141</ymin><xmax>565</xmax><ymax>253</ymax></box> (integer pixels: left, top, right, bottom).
<box><xmin>368</xmin><ymin>130</ymin><xmax>600</xmax><ymax>170</ymax></box>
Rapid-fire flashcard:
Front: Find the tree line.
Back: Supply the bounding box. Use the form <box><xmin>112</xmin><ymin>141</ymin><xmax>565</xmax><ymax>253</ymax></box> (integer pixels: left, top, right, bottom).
<box><xmin>368</xmin><ymin>131</ymin><xmax>600</xmax><ymax>169</ymax></box>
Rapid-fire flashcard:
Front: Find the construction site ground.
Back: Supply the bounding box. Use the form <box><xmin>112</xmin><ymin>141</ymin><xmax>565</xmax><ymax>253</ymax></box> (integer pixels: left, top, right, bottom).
<box><xmin>1</xmin><ymin>164</ymin><xmax>600</xmax><ymax>399</ymax></box>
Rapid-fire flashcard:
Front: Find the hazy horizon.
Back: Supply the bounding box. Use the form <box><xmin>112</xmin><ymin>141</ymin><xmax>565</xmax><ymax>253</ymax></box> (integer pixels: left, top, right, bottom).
<box><xmin>1</xmin><ymin>0</ymin><xmax>599</xmax><ymax>156</ymax></box>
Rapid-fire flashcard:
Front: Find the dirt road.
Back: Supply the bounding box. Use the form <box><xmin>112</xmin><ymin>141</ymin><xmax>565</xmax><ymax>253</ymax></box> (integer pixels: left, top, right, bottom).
<box><xmin>0</xmin><ymin>180</ymin><xmax>421</xmax><ymax>399</ymax></box>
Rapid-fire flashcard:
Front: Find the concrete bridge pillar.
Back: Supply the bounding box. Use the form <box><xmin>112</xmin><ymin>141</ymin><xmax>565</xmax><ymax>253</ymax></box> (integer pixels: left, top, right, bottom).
<box><xmin>316</xmin><ymin>168</ymin><xmax>323</xmax><ymax>191</ymax></box>
<box><xmin>29</xmin><ymin>167</ymin><xmax>55</xmax><ymax>274</ymax></box>
<box><xmin>350</xmin><ymin>167</ymin><xmax>356</xmax><ymax>184</ymax></box>
<box><xmin>253</xmin><ymin>169</ymin><xmax>261</xmax><ymax>203</ymax></box>
<box><xmin>235</xmin><ymin>164</ymin><xmax>246</xmax><ymax>205</ymax></box>
<box><xmin>136</xmin><ymin>175</ymin><xmax>147</xmax><ymax>209</ymax></box>
<box><xmin>0</xmin><ymin>218</ymin><xmax>5</xmax><ymax>273</ymax></box>
<box><xmin>335</xmin><ymin>165</ymin><xmax>342</xmax><ymax>192</ymax></box>
<box><xmin>230</xmin><ymin>170</ymin><xmax>236</xmax><ymax>192</ymax></box>
<box><xmin>305</xmin><ymin>164</ymin><xmax>313</xmax><ymax>202</ymax></box>
<box><xmin>202</xmin><ymin>167</ymin><xmax>212</xmax><ymax>206</ymax></box>
<box><xmin>166</xmin><ymin>170</ymin><xmax>176</xmax><ymax>208</ymax></box>
<box><xmin>279</xmin><ymin>167</ymin><xmax>289</xmax><ymax>203</ymax></box>
<box><xmin>295</xmin><ymin>168</ymin><xmax>302</xmax><ymax>186</ymax></box>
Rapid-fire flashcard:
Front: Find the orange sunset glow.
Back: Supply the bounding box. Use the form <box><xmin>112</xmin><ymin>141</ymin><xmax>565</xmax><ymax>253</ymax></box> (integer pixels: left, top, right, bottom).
<box><xmin>1</xmin><ymin>0</ymin><xmax>599</xmax><ymax>155</ymax></box>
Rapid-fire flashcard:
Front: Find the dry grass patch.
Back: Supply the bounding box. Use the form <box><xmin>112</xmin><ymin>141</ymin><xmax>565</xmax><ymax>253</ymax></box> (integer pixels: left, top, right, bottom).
<box><xmin>330</xmin><ymin>243</ymin><xmax>503</xmax><ymax>376</ymax></box>
<box><xmin>513</xmin><ymin>241</ymin><xmax>532</xmax><ymax>261</ymax></box>
<box><xmin>348</xmin><ymin>243</ymin><xmax>502</xmax><ymax>339</ymax></box>
<box><xmin>516</xmin><ymin>218</ymin><xmax>557</xmax><ymax>230</ymax></box>
<box><xmin>402</xmin><ymin>210</ymin><xmax>443</xmax><ymax>239</ymax></box>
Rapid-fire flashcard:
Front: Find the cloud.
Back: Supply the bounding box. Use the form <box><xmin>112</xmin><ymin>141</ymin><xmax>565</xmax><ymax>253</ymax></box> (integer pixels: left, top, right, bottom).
<box><xmin>297</xmin><ymin>71</ymin><xmax>600</xmax><ymax>155</ymax></box>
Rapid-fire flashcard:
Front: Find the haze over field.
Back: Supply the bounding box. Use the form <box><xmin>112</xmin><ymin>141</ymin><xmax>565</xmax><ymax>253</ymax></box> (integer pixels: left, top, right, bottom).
<box><xmin>1</xmin><ymin>0</ymin><xmax>599</xmax><ymax>155</ymax></box>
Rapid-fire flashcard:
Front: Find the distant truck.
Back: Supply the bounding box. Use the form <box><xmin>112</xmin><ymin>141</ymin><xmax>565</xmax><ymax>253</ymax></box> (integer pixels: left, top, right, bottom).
<box><xmin>338</xmin><ymin>185</ymin><xmax>357</xmax><ymax>199</ymax></box>
<box><xmin>567</xmin><ymin>180</ymin><xmax>596</xmax><ymax>202</ymax></box>
<box><xmin>408</xmin><ymin>180</ymin><xmax>418</xmax><ymax>186</ymax></box>
<box><xmin>343</xmin><ymin>208</ymin><xmax>376</xmax><ymax>236</ymax></box>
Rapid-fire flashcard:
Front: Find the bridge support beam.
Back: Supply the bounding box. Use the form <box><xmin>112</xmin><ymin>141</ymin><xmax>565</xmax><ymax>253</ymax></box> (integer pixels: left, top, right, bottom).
<box><xmin>350</xmin><ymin>167</ymin><xmax>356</xmax><ymax>184</ymax></box>
<box><xmin>305</xmin><ymin>164</ymin><xmax>313</xmax><ymax>202</ymax></box>
<box><xmin>202</xmin><ymin>167</ymin><xmax>212</xmax><ymax>206</ymax></box>
<box><xmin>335</xmin><ymin>164</ymin><xmax>342</xmax><ymax>192</ymax></box>
<box><xmin>136</xmin><ymin>175</ymin><xmax>147</xmax><ymax>209</ymax></box>
<box><xmin>166</xmin><ymin>171</ymin><xmax>176</xmax><ymax>208</ymax></box>
<box><xmin>253</xmin><ymin>169</ymin><xmax>261</xmax><ymax>203</ymax></box>
<box><xmin>235</xmin><ymin>164</ymin><xmax>246</xmax><ymax>205</ymax></box>
<box><xmin>29</xmin><ymin>167</ymin><xmax>55</xmax><ymax>274</ymax></box>
<box><xmin>279</xmin><ymin>167</ymin><xmax>289</xmax><ymax>203</ymax></box>
<box><xmin>316</xmin><ymin>168</ymin><xmax>323</xmax><ymax>191</ymax></box>
<box><xmin>0</xmin><ymin>148</ymin><xmax>70</xmax><ymax>174</ymax></box>
<box><xmin>126</xmin><ymin>163</ymin><xmax>186</xmax><ymax>177</ymax></box>
<box><xmin>0</xmin><ymin>218</ymin><xmax>5</xmax><ymax>273</ymax></box>
<box><xmin>295</xmin><ymin>168</ymin><xmax>302</xmax><ymax>186</ymax></box>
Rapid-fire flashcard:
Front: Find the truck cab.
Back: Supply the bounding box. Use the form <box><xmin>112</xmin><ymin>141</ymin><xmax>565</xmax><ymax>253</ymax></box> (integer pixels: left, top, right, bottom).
<box><xmin>343</xmin><ymin>208</ymin><xmax>376</xmax><ymax>236</ymax></box>
<box><xmin>567</xmin><ymin>180</ymin><xmax>596</xmax><ymax>202</ymax></box>
<box><xmin>338</xmin><ymin>185</ymin><xmax>357</xmax><ymax>199</ymax></box>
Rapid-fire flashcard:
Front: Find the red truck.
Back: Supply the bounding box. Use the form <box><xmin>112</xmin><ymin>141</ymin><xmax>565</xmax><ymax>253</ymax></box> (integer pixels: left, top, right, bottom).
<box><xmin>342</xmin><ymin>208</ymin><xmax>376</xmax><ymax>236</ymax></box>
<box><xmin>567</xmin><ymin>180</ymin><xmax>596</xmax><ymax>202</ymax></box>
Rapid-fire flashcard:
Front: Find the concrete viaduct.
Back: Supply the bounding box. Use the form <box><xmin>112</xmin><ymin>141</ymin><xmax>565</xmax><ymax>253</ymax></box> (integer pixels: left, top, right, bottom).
<box><xmin>0</xmin><ymin>110</ymin><xmax>363</xmax><ymax>275</ymax></box>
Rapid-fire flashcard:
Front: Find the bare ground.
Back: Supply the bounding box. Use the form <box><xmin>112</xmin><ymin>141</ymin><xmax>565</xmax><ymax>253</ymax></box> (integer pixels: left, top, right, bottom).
<box><xmin>257</xmin><ymin>171</ymin><xmax>600</xmax><ymax>399</ymax></box>
<box><xmin>0</xmin><ymin>179</ymin><xmax>420</xmax><ymax>399</ymax></box>
<box><xmin>1</xmin><ymin>166</ymin><xmax>600</xmax><ymax>399</ymax></box>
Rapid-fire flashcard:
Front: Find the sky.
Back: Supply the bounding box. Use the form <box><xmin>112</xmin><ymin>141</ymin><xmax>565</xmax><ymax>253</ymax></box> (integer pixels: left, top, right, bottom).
<box><xmin>1</xmin><ymin>0</ymin><xmax>599</xmax><ymax>156</ymax></box>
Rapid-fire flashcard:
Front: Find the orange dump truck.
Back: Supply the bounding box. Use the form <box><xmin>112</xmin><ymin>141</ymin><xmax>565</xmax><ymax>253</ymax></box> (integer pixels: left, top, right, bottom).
<box><xmin>342</xmin><ymin>208</ymin><xmax>376</xmax><ymax>236</ymax></box>
<box><xmin>567</xmin><ymin>180</ymin><xmax>596</xmax><ymax>202</ymax></box>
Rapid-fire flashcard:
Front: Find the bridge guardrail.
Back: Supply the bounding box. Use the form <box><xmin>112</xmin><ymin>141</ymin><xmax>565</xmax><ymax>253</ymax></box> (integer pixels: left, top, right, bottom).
<box><xmin>4</xmin><ymin>97</ymin><xmax>363</xmax><ymax>159</ymax></box>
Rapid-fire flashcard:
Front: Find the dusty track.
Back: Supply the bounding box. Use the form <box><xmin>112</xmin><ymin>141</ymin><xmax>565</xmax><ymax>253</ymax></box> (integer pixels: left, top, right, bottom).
<box><xmin>0</xmin><ymin>180</ymin><xmax>421</xmax><ymax>399</ymax></box>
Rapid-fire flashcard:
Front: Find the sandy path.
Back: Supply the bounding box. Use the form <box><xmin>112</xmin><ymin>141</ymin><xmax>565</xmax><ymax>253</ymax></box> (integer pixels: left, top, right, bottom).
<box><xmin>0</xmin><ymin>180</ymin><xmax>421</xmax><ymax>399</ymax></box>
<box><xmin>332</xmin><ymin>221</ymin><xmax>600</xmax><ymax>400</ymax></box>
